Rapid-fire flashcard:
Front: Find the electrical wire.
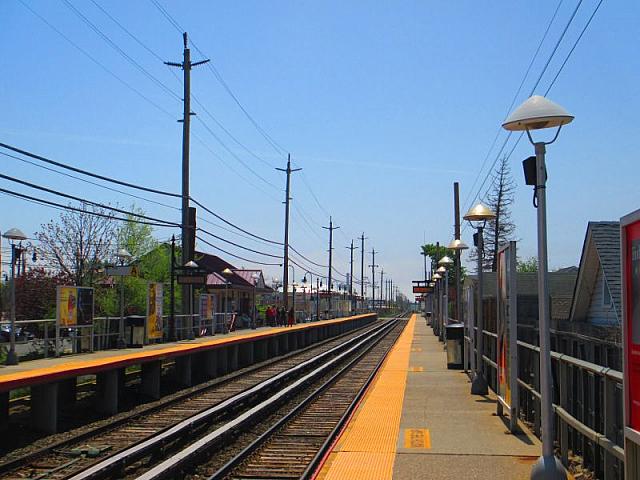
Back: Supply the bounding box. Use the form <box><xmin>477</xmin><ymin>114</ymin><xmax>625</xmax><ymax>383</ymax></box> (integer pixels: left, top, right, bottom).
<box><xmin>196</xmin><ymin>228</ymin><xmax>282</xmax><ymax>259</ymax></box>
<box><xmin>0</xmin><ymin>172</ymin><xmax>179</xmax><ymax>227</ymax></box>
<box><xmin>195</xmin><ymin>235</ymin><xmax>282</xmax><ymax>266</ymax></box>
<box><xmin>0</xmin><ymin>187</ymin><xmax>174</xmax><ymax>227</ymax></box>
<box><xmin>0</xmin><ymin>151</ymin><xmax>180</xmax><ymax>211</ymax></box>
<box><xmin>0</xmin><ymin>142</ymin><xmax>180</xmax><ymax>198</ymax></box>
<box><xmin>19</xmin><ymin>0</ymin><xmax>176</xmax><ymax>119</ymax></box>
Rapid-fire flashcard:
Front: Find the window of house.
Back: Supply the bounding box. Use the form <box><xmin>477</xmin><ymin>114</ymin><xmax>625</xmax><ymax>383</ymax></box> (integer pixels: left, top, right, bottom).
<box><xmin>603</xmin><ymin>278</ymin><xmax>611</xmax><ymax>306</ymax></box>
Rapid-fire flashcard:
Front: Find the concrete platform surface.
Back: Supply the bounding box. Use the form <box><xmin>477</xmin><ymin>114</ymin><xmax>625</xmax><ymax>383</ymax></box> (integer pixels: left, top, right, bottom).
<box><xmin>0</xmin><ymin>313</ymin><xmax>375</xmax><ymax>392</ymax></box>
<box><xmin>317</xmin><ymin>314</ymin><xmax>543</xmax><ymax>479</ymax></box>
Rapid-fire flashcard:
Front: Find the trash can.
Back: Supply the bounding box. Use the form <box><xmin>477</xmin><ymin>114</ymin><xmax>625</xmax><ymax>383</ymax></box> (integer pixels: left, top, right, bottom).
<box><xmin>125</xmin><ymin>315</ymin><xmax>145</xmax><ymax>347</ymax></box>
<box><xmin>445</xmin><ymin>323</ymin><xmax>464</xmax><ymax>369</ymax></box>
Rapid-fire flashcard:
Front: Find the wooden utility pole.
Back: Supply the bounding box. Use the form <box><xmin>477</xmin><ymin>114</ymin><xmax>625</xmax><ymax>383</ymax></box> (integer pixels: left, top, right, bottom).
<box><xmin>346</xmin><ymin>240</ymin><xmax>358</xmax><ymax>312</ymax></box>
<box><xmin>323</xmin><ymin>217</ymin><xmax>339</xmax><ymax>314</ymax></box>
<box><xmin>166</xmin><ymin>32</ymin><xmax>208</xmax><ymax>315</ymax></box>
<box><xmin>369</xmin><ymin>248</ymin><xmax>379</xmax><ymax>310</ymax></box>
<box><xmin>276</xmin><ymin>154</ymin><xmax>301</xmax><ymax>311</ymax></box>
<box><xmin>360</xmin><ymin>233</ymin><xmax>367</xmax><ymax>306</ymax></box>
<box><xmin>454</xmin><ymin>182</ymin><xmax>462</xmax><ymax>322</ymax></box>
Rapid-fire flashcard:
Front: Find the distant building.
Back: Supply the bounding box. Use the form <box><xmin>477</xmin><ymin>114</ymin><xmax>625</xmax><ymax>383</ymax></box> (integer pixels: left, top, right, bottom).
<box><xmin>569</xmin><ymin>221</ymin><xmax>621</xmax><ymax>327</ymax></box>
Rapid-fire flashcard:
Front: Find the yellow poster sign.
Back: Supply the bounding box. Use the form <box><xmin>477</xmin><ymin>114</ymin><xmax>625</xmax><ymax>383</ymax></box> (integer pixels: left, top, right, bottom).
<box><xmin>147</xmin><ymin>283</ymin><xmax>164</xmax><ymax>339</ymax></box>
<box><xmin>57</xmin><ymin>286</ymin><xmax>94</xmax><ymax>327</ymax></box>
<box><xmin>58</xmin><ymin>286</ymin><xmax>78</xmax><ymax>327</ymax></box>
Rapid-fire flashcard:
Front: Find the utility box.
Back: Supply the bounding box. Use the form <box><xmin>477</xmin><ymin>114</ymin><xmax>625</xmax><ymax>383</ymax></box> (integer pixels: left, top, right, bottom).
<box><xmin>125</xmin><ymin>316</ymin><xmax>145</xmax><ymax>347</ymax></box>
<box><xmin>446</xmin><ymin>323</ymin><xmax>464</xmax><ymax>369</ymax></box>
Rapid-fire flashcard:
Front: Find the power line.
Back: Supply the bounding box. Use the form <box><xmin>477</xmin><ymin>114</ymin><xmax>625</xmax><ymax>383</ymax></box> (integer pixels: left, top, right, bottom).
<box><xmin>0</xmin><ymin>150</ymin><xmax>180</xmax><ymax>211</ymax></box>
<box><xmin>195</xmin><ymin>235</ymin><xmax>282</xmax><ymax>266</ymax></box>
<box><xmin>196</xmin><ymin>228</ymin><xmax>283</xmax><ymax>259</ymax></box>
<box><xmin>0</xmin><ymin>187</ymin><xmax>174</xmax><ymax>227</ymax></box>
<box><xmin>189</xmin><ymin>196</ymin><xmax>283</xmax><ymax>246</ymax></box>
<box><xmin>19</xmin><ymin>0</ymin><xmax>175</xmax><ymax>118</ymax></box>
<box><xmin>0</xmin><ymin>142</ymin><xmax>180</xmax><ymax>198</ymax></box>
<box><xmin>62</xmin><ymin>0</ymin><xmax>181</xmax><ymax>101</ymax></box>
<box><xmin>462</xmin><ymin>0</ymin><xmax>586</xmax><ymax>217</ymax></box>
<box><xmin>0</xmin><ymin>172</ymin><xmax>179</xmax><ymax>227</ymax></box>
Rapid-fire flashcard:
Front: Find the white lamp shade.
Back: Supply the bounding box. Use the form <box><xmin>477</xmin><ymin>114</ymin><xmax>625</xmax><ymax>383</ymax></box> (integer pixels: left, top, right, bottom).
<box><xmin>464</xmin><ymin>203</ymin><xmax>496</xmax><ymax>222</ymax></box>
<box><xmin>436</xmin><ymin>266</ymin><xmax>447</xmax><ymax>273</ymax></box>
<box><xmin>502</xmin><ymin>95</ymin><xmax>574</xmax><ymax>132</ymax></box>
<box><xmin>448</xmin><ymin>239</ymin><xmax>469</xmax><ymax>250</ymax></box>
<box><xmin>432</xmin><ymin>273</ymin><xmax>442</xmax><ymax>280</ymax></box>
<box><xmin>117</xmin><ymin>248</ymin><xmax>132</xmax><ymax>260</ymax></box>
<box><xmin>3</xmin><ymin>228</ymin><xmax>27</xmax><ymax>241</ymax></box>
<box><xmin>184</xmin><ymin>260</ymin><xmax>199</xmax><ymax>268</ymax></box>
<box><xmin>438</xmin><ymin>255</ymin><xmax>454</xmax><ymax>266</ymax></box>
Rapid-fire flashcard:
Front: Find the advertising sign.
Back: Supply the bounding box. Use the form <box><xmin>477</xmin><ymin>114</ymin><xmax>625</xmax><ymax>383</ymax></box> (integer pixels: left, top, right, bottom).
<box><xmin>57</xmin><ymin>286</ymin><xmax>94</xmax><ymax>327</ymax></box>
<box><xmin>413</xmin><ymin>286</ymin><xmax>430</xmax><ymax>294</ymax></box>
<box><xmin>621</xmin><ymin>210</ymin><xmax>640</xmax><ymax>476</ymax></box>
<box><xmin>146</xmin><ymin>283</ymin><xmax>164</xmax><ymax>340</ymax></box>
<box><xmin>199</xmin><ymin>294</ymin><xmax>216</xmax><ymax>320</ymax></box>
<box><xmin>496</xmin><ymin>241</ymin><xmax>518</xmax><ymax>433</ymax></box>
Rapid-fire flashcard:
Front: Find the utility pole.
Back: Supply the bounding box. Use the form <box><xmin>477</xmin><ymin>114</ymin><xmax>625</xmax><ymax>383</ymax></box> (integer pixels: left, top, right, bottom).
<box><xmin>276</xmin><ymin>154</ymin><xmax>301</xmax><ymax>311</ymax></box>
<box><xmin>346</xmin><ymin>240</ymin><xmax>358</xmax><ymax>312</ymax></box>
<box><xmin>323</xmin><ymin>217</ymin><xmax>339</xmax><ymax>315</ymax></box>
<box><xmin>360</xmin><ymin>233</ymin><xmax>366</xmax><ymax>307</ymax></box>
<box><xmin>166</xmin><ymin>32</ymin><xmax>208</xmax><ymax>315</ymax></box>
<box><xmin>380</xmin><ymin>269</ymin><xmax>384</xmax><ymax>312</ymax></box>
<box><xmin>454</xmin><ymin>182</ymin><xmax>462</xmax><ymax>322</ymax></box>
<box><xmin>369</xmin><ymin>248</ymin><xmax>379</xmax><ymax>311</ymax></box>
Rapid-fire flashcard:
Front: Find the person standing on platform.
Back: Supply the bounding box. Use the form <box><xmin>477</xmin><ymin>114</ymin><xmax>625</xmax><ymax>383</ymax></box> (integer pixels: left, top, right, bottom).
<box><xmin>287</xmin><ymin>306</ymin><xmax>295</xmax><ymax>327</ymax></box>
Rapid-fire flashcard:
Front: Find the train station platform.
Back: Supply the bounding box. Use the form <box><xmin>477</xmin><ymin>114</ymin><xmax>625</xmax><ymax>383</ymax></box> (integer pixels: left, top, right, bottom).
<box><xmin>0</xmin><ymin>313</ymin><xmax>376</xmax><ymax>434</ymax></box>
<box><xmin>316</xmin><ymin>314</ymin><xmax>544</xmax><ymax>479</ymax></box>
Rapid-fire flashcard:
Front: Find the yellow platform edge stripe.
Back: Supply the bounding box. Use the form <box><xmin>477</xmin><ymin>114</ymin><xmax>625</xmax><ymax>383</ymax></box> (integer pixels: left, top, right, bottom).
<box><xmin>316</xmin><ymin>313</ymin><xmax>416</xmax><ymax>480</ymax></box>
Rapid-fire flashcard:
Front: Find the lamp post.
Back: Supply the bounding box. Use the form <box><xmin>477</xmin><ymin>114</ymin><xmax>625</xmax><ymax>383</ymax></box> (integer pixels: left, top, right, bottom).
<box><xmin>503</xmin><ymin>95</ymin><xmax>573</xmax><ymax>480</ymax></box>
<box><xmin>288</xmin><ymin>265</ymin><xmax>296</xmax><ymax>321</ymax></box>
<box><xmin>432</xmin><ymin>273</ymin><xmax>442</xmax><ymax>337</ymax></box>
<box><xmin>183</xmin><ymin>260</ymin><xmax>198</xmax><ymax>340</ymax></box>
<box><xmin>221</xmin><ymin>267</ymin><xmax>233</xmax><ymax>334</ymax></box>
<box><xmin>116</xmin><ymin>248</ymin><xmax>132</xmax><ymax>348</ymax></box>
<box><xmin>448</xmin><ymin>239</ymin><xmax>469</xmax><ymax>323</ymax></box>
<box><xmin>438</xmin><ymin>255</ymin><xmax>453</xmax><ymax>341</ymax></box>
<box><xmin>302</xmin><ymin>272</ymin><xmax>313</xmax><ymax>321</ymax></box>
<box><xmin>251</xmin><ymin>272</ymin><xmax>259</xmax><ymax>329</ymax></box>
<box><xmin>3</xmin><ymin>228</ymin><xmax>27</xmax><ymax>365</ymax></box>
<box><xmin>464</xmin><ymin>203</ymin><xmax>496</xmax><ymax>396</ymax></box>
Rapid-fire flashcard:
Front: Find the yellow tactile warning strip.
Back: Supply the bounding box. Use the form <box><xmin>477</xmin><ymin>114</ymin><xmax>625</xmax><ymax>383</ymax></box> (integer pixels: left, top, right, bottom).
<box><xmin>316</xmin><ymin>314</ymin><xmax>416</xmax><ymax>480</ymax></box>
<box><xmin>0</xmin><ymin>313</ymin><xmax>375</xmax><ymax>391</ymax></box>
<box><xmin>403</xmin><ymin>428</ymin><xmax>431</xmax><ymax>448</ymax></box>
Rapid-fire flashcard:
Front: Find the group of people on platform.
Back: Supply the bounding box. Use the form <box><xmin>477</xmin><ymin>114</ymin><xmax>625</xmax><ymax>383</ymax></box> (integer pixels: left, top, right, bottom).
<box><xmin>265</xmin><ymin>305</ymin><xmax>295</xmax><ymax>327</ymax></box>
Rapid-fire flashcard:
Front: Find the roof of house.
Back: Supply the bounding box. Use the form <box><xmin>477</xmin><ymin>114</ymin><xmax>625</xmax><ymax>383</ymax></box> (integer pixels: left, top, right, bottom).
<box><xmin>194</xmin><ymin>251</ymin><xmax>252</xmax><ymax>288</ymax></box>
<box><xmin>569</xmin><ymin>221</ymin><xmax>621</xmax><ymax>321</ymax></box>
<box><xmin>463</xmin><ymin>270</ymin><xmax>577</xmax><ymax>321</ymax></box>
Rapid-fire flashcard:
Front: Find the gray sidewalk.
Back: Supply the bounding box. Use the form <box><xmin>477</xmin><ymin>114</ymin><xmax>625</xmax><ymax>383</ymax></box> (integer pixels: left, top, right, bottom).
<box><xmin>393</xmin><ymin>316</ymin><xmax>541</xmax><ymax>479</ymax></box>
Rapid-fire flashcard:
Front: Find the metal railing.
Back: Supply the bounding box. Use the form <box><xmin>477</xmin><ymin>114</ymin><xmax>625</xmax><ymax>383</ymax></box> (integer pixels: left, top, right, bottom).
<box><xmin>462</xmin><ymin>327</ymin><xmax>624</xmax><ymax>479</ymax></box>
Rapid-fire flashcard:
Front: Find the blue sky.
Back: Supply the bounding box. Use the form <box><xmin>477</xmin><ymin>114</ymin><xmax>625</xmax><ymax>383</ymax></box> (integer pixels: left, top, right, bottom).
<box><xmin>1</xmin><ymin>0</ymin><xmax>638</xmax><ymax>297</ymax></box>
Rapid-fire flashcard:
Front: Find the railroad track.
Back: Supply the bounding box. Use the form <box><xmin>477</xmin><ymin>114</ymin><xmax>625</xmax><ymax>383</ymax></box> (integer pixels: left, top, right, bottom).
<box><xmin>204</xmin><ymin>313</ymin><xmax>408</xmax><ymax>480</ymax></box>
<box><xmin>0</xmin><ymin>318</ymin><xmax>387</xmax><ymax>480</ymax></box>
<box><xmin>129</xmin><ymin>312</ymin><xmax>407</xmax><ymax>480</ymax></box>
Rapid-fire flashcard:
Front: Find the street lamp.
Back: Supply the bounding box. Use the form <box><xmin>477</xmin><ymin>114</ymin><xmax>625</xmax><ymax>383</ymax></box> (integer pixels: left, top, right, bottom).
<box><xmin>221</xmin><ymin>267</ymin><xmax>233</xmax><ymax>334</ymax></box>
<box><xmin>183</xmin><ymin>260</ymin><xmax>198</xmax><ymax>340</ymax></box>
<box><xmin>302</xmin><ymin>272</ymin><xmax>313</xmax><ymax>321</ymax></box>
<box><xmin>3</xmin><ymin>227</ymin><xmax>27</xmax><ymax>365</ymax></box>
<box><xmin>503</xmin><ymin>94</ymin><xmax>573</xmax><ymax>480</ymax></box>
<box><xmin>288</xmin><ymin>264</ymin><xmax>296</xmax><ymax>323</ymax></box>
<box><xmin>437</xmin><ymin>259</ymin><xmax>452</xmax><ymax>342</ymax></box>
<box><xmin>116</xmin><ymin>248</ymin><xmax>132</xmax><ymax>348</ymax></box>
<box><xmin>464</xmin><ymin>202</ymin><xmax>496</xmax><ymax>396</ymax></box>
<box><xmin>448</xmin><ymin>239</ymin><xmax>469</xmax><ymax>324</ymax></box>
<box><xmin>251</xmin><ymin>272</ymin><xmax>259</xmax><ymax>329</ymax></box>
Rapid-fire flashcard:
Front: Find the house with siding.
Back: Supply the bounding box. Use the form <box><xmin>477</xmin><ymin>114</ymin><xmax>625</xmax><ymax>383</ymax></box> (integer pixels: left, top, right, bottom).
<box><xmin>569</xmin><ymin>222</ymin><xmax>621</xmax><ymax>328</ymax></box>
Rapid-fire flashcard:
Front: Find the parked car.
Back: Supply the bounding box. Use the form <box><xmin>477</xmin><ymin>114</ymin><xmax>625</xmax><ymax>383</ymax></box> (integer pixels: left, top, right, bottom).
<box><xmin>0</xmin><ymin>325</ymin><xmax>35</xmax><ymax>342</ymax></box>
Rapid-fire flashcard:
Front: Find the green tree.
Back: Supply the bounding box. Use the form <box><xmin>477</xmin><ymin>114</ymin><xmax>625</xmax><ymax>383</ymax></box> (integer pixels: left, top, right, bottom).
<box><xmin>419</xmin><ymin>243</ymin><xmax>466</xmax><ymax>285</ymax></box>
<box><xmin>517</xmin><ymin>256</ymin><xmax>538</xmax><ymax>272</ymax></box>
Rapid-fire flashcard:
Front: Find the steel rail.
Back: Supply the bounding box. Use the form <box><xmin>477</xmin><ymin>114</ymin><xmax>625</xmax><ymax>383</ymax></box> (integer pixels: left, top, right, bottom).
<box><xmin>0</xmin><ymin>319</ymin><xmax>381</xmax><ymax>477</ymax></box>
<box><xmin>66</xmin><ymin>320</ymin><xmax>394</xmax><ymax>480</ymax></box>
<box><xmin>135</xmin><ymin>319</ymin><xmax>401</xmax><ymax>480</ymax></box>
<box><xmin>210</xmin><ymin>311</ymin><xmax>409</xmax><ymax>480</ymax></box>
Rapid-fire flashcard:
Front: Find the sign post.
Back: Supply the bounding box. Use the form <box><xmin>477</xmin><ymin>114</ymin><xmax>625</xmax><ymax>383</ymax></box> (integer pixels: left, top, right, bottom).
<box><xmin>622</xmin><ymin>209</ymin><xmax>640</xmax><ymax>478</ymax></box>
<box><xmin>496</xmin><ymin>241</ymin><xmax>518</xmax><ymax>433</ymax></box>
<box><xmin>56</xmin><ymin>286</ymin><xmax>94</xmax><ymax>356</ymax></box>
<box><xmin>146</xmin><ymin>283</ymin><xmax>164</xmax><ymax>342</ymax></box>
